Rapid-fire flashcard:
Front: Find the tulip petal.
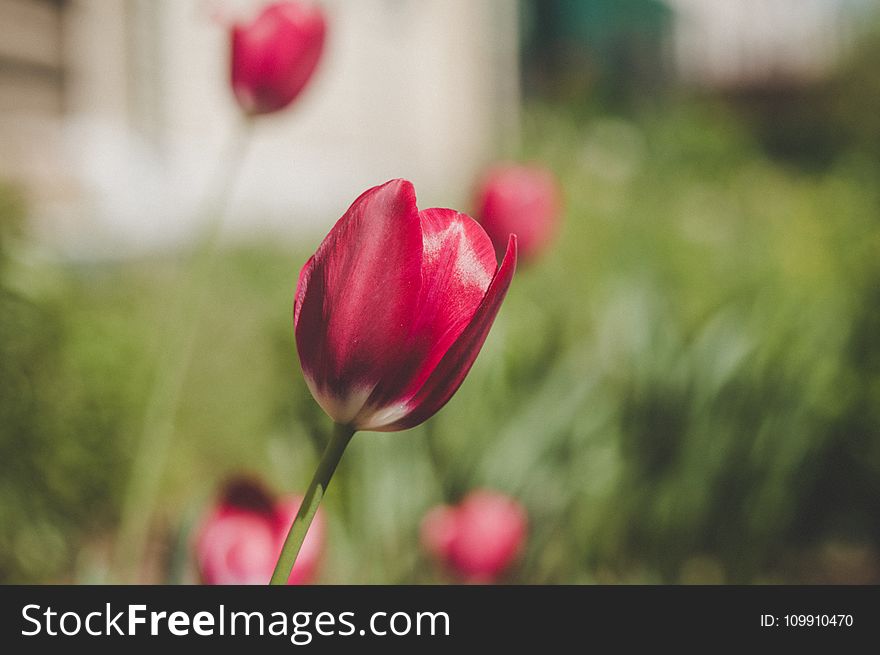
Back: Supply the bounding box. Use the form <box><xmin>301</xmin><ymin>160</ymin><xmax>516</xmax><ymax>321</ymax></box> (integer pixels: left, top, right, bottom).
<box><xmin>295</xmin><ymin>179</ymin><xmax>423</xmax><ymax>425</ymax></box>
<box><xmin>293</xmin><ymin>254</ymin><xmax>315</xmax><ymax>328</ymax></box>
<box><xmin>381</xmin><ymin>234</ymin><xmax>517</xmax><ymax>431</ymax></box>
<box><xmin>358</xmin><ymin>209</ymin><xmax>497</xmax><ymax>424</ymax></box>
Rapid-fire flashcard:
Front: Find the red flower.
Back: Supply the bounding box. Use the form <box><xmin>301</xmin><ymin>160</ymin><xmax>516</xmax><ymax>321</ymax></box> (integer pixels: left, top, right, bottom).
<box><xmin>475</xmin><ymin>164</ymin><xmax>562</xmax><ymax>262</ymax></box>
<box><xmin>294</xmin><ymin>179</ymin><xmax>517</xmax><ymax>431</ymax></box>
<box><xmin>421</xmin><ymin>490</ymin><xmax>527</xmax><ymax>582</ymax></box>
<box><xmin>195</xmin><ymin>478</ymin><xmax>324</xmax><ymax>584</ymax></box>
<box><xmin>231</xmin><ymin>2</ymin><xmax>326</xmax><ymax>115</ymax></box>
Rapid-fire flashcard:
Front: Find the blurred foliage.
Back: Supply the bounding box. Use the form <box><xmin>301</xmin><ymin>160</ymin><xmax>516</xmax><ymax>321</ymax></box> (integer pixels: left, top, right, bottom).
<box><xmin>2</xmin><ymin>90</ymin><xmax>880</xmax><ymax>583</ymax></box>
<box><xmin>0</xmin><ymin>185</ymin><xmax>130</xmax><ymax>582</ymax></box>
<box><xmin>521</xmin><ymin>0</ymin><xmax>672</xmax><ymax>109</ymax></box>
<box><xmin>723</xmin><ymin>25</ymin><xmax>880</xmax><ymax>170</ymax></box>
<box><xmin>506</xmin><ymin>105</ymin><xmax>880</xmax><ymax>582</ymax></box>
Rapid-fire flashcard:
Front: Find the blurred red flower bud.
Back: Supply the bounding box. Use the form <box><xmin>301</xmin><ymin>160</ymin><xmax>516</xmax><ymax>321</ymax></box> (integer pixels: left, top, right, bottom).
<box><xmin>475</xmin><ymin>164</ymin><xmax>562</xmax><ymax>262</ymax></box>
<box><xmin>195</xmin><ymin>478</ymin><xmax>324</xmax><ymax>584</ymax></box>
<box><xmin>294</xmin><ymin>179</ymin><xmax>517</xmax><ymax>432</ymax></box>
<box><xmin>230</xmin><ymin>1</ymin><xmax>326</xmax><ymax>115</ymax></box>
<box><xmin>421</xmin><ymin>490</ymin><xmax>527</xmax><ymax>582</ymax></box>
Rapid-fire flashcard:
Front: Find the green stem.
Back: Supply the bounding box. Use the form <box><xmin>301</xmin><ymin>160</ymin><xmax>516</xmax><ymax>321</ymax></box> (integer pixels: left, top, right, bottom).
<box><xmin>112</xmin><ymin>117</ymin><xmax>254</xmax><ymax>583</ymax></box>
<box><xmin>270</xmin><ymin>423</ymin><xmax>354</xmax><ymax>585</ymax></box>
<box><xmin>423</xmin><ymin>420</ymin><xmax>452</xmax><ymax>500</ymax></box>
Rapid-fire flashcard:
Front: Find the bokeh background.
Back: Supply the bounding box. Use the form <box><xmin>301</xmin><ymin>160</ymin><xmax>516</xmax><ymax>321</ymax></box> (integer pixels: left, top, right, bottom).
<box><xmin>2</xmin><ymin>0</ymin><xmax>880</xmax><ymax>584</ymax></box>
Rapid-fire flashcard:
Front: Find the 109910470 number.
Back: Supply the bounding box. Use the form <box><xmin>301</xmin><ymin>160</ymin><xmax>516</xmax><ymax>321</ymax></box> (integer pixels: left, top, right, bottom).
<box><xmin>784</xmin><ymin>614</ymin><xmax>853</xmax><ymax>627</ymax></box>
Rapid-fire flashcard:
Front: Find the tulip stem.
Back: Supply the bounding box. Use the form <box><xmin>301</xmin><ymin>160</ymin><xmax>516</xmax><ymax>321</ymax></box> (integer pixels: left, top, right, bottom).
<box><xmin>271</xmin><ymin>423</ymin><xmax>354</xmax><ymax>585</ymax></box>
<box><xmin>111</xmin><ymin>117</ymin><xmax>254</xmax><ymax>583</ymax></box>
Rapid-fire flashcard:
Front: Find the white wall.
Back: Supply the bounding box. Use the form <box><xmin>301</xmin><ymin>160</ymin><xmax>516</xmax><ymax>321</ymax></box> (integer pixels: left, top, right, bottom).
<box><xmin>666</xmin><ymin>0</ymin><xmax>865</xmax><ymax>87</ymax></box>
<box><xmin>46</xmin><ymin>0</ymin><xmax>519</xmax><ymax>256</ymax></box>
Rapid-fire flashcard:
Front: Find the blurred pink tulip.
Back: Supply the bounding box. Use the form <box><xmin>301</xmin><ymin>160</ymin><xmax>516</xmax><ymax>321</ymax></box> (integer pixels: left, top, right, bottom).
<box><xmin>195</xmin><ymin>478</ymin><xmax>324</xmax><ymax>585</ymax></box>
<box><xmin>230</xmin><ymin>1</ymin><xmax>326</xmax><ymax>115</ymax></box>
<box><xmin>475</xmin><ymin>164</ymin><xmax>562</xmax><ymax>262</ymax></box>
<box><xmin>421</xmin><ymin>490</ymin><xmax>527</xmax><ymax>582</ymax></box>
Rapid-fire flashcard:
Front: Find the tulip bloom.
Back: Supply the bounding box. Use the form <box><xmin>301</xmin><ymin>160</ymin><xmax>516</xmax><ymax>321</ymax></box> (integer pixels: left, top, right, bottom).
<box><xmin>295</xmin><ymin>178</ymin><xmax>517</xmax><ymax>432</ymax></box>
<box><xmin>271</xmin><ymin>179</ymin><xmax>516</xmax><ymax>585</ymax></box>
<box><xmin>475</xmin><ymin>164</ymin><xmax>561</xmax><ymax>262</ymax></box>
<box><xmin>231</xmin><ymin>1</ymin><xmax>326</xmax><ymax>115</ymax></box>
<box><xmin>196</xmin><ymin>478</ymin><xmax>324</xmax><ymax>585</ymax></box>
<box><xmin>421</xmin><ymin>490</ymin><xmax>527</xmax><ymax>582</ymax></box>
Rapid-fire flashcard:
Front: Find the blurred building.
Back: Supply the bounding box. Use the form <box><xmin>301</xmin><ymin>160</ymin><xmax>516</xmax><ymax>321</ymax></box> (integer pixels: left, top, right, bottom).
<box><xmin>666</xmin><ymin>0</ymin><xmax>870</xmax><ymax>87</ymax></box>
<box><xmin>521</xmin><ymin>0</ymin><xmax>673</xmax><ymax>102</ymax></box>
<box><xmin>0</xmin><ymin>0</ymin><xmax>67</xmax><ymax>201</ymax></box>
<box><xmin>522</xmin><ymin>0</ymin><xmax>873</xmax><ymax>101</ymax></box>
<box><xmin>0</xmin><ymin>0</ymin><xmax>519</xmax><ymax>255</ymax></box>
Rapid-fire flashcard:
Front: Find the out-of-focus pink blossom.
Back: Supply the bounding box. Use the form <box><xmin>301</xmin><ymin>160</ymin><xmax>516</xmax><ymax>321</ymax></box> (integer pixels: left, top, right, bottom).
<box><xmin>230</xmin><ymin>1</ymin><xmax>326</xmax><ymax>115</ymax></box>
<box><xmin>421</xmin><ymin>490</ymin><xmax>527</xmax><ymax>582</ymax></box>
<box><xmin>475</xmin><ymin>164</ymin><xmax>562</xmax><ymax>262</ymax></box>
<box><xmin>195</xmin><ymin>478</ymin><xmax>324</xmax><ymax>585</ymax></box>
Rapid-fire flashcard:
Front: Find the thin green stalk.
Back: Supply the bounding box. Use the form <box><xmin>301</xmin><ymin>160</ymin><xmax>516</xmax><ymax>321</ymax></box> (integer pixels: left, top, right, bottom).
<box><xmin>423</xmin><ymin>419</ymin><xmax>453</xmax><ymax>501</ymax></box>
<box><xmin>112</xmin><ymin>118</ymin><xmax>254</xmax><ymax>583</ymax></box>
<box><xmin>270</xmin><ymin>423</ymin><xmax>354</xmax><ymax>585</ymax></box>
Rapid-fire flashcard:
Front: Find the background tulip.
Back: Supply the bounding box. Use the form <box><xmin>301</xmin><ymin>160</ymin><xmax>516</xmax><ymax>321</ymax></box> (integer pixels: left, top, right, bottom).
<box><xmin>195</xmin><ymin>478</ymin><xmax>324</xmax><ymax>585</ymax></box>
<box><xmin>421</xmin><ymin>490</ymin><xmax>527</xmax><ymax>582</ymax></box>
<box><xmin>231</xmin><ymin>1</ymin><xmax>326</xmax><ymax>116</ymax></box>
<box><xmin>108</xmin><ymin>1</ymin><xmax>328</xmax><ymax>582</ymax></box>
<box><xmin>294</xmin><ymin>178</ymin><xmax>517</xmax><ymax>433</ymax></box>
<box><xmin>475</xmin><ymin>164</ymin><xmax>562</xmax><ymax>262</ymax></box>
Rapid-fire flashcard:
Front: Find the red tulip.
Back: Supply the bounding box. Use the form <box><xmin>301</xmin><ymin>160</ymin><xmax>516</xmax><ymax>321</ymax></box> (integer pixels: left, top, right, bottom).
<box><xmin>231</xmin><ymin>1</ymin><xmax>326</xmax><ymax>116</ymax></box>
<box><xmin>294</xmin><ymin>179</ymin><xmax>517</xmax><ymax>432</ymax></box>
<box><xmin>421</xmin><ymin>490</ymin><xmax>527</xmax><ymax>582</ymax></box>
<box><xmin>475</xmin><ymin>164</ymin><xmax>562</xmax><ymax>262</ymax></box>
<box><xmin>195</xmin><ymin>478</ymin><xmax>324</xmax><ymax>585</ymax></box>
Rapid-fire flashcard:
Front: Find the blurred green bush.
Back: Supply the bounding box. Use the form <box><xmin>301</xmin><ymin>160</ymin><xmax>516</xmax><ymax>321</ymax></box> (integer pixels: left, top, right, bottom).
<box><xmin>724</xmin><ymin>26</ymin><xmax>880</xmax><ymax>170</ymax></box>
<box><xmin>0</xmin><ymin>185</ymin><xmax>130</xmax><ymax>582</ymax></box>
